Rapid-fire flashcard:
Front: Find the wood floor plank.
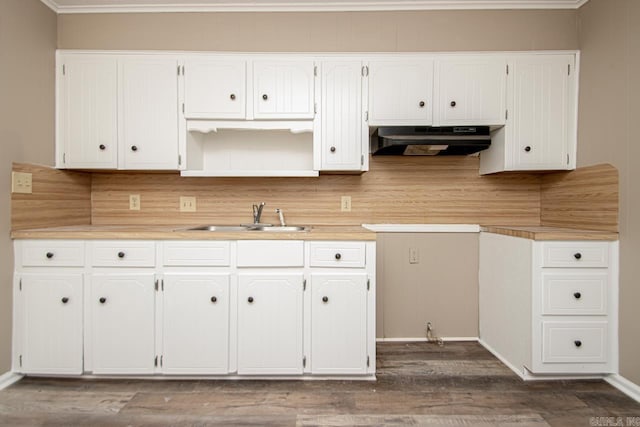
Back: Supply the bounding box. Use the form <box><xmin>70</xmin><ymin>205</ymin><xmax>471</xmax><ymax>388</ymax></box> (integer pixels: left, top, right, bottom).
<box><xmin>297</xmin><ymin>414</ymin><xmax>551</xmax><ymax>426</ymax></box>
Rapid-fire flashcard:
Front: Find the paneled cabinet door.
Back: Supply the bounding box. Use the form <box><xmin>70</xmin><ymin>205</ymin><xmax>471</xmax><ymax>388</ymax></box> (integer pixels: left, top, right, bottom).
<box><xmin>183</xmin><ymin>59</ymin><xmax>246</xmax><ymax>119</ymax></box>
<box><xmin>435</xmin><ymin>57</ymin><xmax>506</xmax><ymax>126</ymax></box>
<box><xmin>507</xmin><ymin>55</ymin><xmax>574</xmax><ymax>170</ymax></box>
<box><xmin>320</xmin><ymin>61</ymin><xmax>365</xmax><ymax>171</ymax></box>
<box><xmin>90</xmin><ymin>273</ymin><xmax>156</xmax><ymax>374</ymax></box>
<box><xmin>311</xmin><ymin>273</ymin><xmax>368</xmax><ymax>374</ymax></box>
<box><xmin>253</xmin><ymin>61</ymin><xmax>315</xmax><ymax>119</ymax></box>
<box><xmin>58</xmin><ymin>55</ymin><xmax>118</xmax><ymax>169</ymax></box>
<box><xmin>120</xmin><ymin>57</ymin><xmax>179</xmax><ymax>170</ymax></box>
<box><xmin>20</xmin><ymin>274</ymin><xmax>83</xmax><ymax>375</ymax></box>
<box><xmin>237</xmin><ymin>273</ymin><xmax>304</xmax><ymax>375</ymax></box>
<box><xmin>162</xmin><ymin>274</ymin><xmax>230</xmax><ymax>374</ymax></box>
<box><xmin>368</xmin><ymin>60</ymin><xmax>434</xmax><ymax>126</ymax></box>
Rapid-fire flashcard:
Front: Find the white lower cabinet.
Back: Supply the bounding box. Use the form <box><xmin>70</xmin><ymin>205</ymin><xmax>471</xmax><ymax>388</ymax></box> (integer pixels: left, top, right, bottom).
<box><xmin>311</xmin><ymin>273</ymin><xmax>368</xmax><ymax>374</ymax></box>
<box><xmin>237</xmin><ymin>273</ymin><xmax>304</xmax><ymax>375</ymax></box>
<box><xmin>161</xmin><ymin>274</ymin><xmax>230</xmax><ymax>374</ymax></box>
<box><xmin>90</xmin><ymin>273</ymin><xmax>156</xmax><ymax>374</ymax></box>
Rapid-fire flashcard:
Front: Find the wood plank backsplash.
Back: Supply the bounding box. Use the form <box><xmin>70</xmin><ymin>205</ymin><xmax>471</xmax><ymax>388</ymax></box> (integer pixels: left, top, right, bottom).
<box><xmin>91</xmin><ymin>157</ymin><xmax>543</xmax><ymax>226</ymax></box>
<box><xmin>11</xmin><ymin>163</ymin><xmax>92</xmax><ymax>230</ymax></box>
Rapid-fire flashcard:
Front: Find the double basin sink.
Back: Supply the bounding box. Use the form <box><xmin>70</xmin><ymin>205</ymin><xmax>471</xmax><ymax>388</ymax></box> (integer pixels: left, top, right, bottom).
<box><xmin>185</xmin><ymin>225</ymin><xmax>310</xmax><ymax>232</ymax></box>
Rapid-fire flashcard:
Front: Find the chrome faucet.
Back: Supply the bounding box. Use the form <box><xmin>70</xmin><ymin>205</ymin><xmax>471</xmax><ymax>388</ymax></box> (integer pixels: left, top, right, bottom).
<box><xmin>252</xmin><ymin>202</ymin><xmax>265</xmax><ymax>224</ymax></box>
<box><xmin>275</xmin><ymin>208</ymin><xmax>286</xmax><ymax>227</ymax></box>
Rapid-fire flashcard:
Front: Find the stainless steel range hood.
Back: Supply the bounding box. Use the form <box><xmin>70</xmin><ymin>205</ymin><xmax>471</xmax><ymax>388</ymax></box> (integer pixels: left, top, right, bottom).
<box><xmin>371</xmin><ymin>126</ymin><xmax>491</xmax><ymax>156</ymax></box>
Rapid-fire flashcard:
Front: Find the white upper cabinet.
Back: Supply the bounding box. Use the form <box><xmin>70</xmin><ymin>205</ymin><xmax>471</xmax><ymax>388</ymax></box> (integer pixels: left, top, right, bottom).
<box><xmin>183</xmin><ymin>59</ymin><xmax>246</xmax><ymax>119</ymax></box>
<box><xmin>480</xmin><ymin>54</ymin><xmax>576</xmax><ymax>174</ymax></box>
<box><xmin>119</xmin><ymin>57</ymin><xmax>180</xmax><ymax>170</ymax></box>
<box><xmin>434</xmin><ymin>56</ymin><xmax>506</xmax><ymax>126</ymax></box>
<box><xmin>368</xmin><ymin>60</ymin><xmax>434</xmax><ymax>126</ymax></box>
<box><xmin>58</xmin><ymin>55</ymin><xmax>118</xmax><ymax>169</ymax></box>
<box><xmin>253</xmin><ymin>60</ymin><xmax>315</xmax><ymax>119</ymax></box>
<box><xmin>318</xmin><ymin>60</ymin><xmax>366</xmax><ymax>171</ymax></box>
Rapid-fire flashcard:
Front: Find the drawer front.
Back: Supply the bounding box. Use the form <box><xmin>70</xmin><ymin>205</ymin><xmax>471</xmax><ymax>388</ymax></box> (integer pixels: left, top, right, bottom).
<box><xmin>21</xmin><ymin>240</ymin><xmax>85</xmax><ymax>267</ymax></box>
<box><xmin>542</xmin><ymin>321</ymin><xmax>607</xmax><ymax>364</ymax></box>
<box><xmin>308</xmin><ymin>242</ymin><xmax>366</xmax><ymax>268</ymax></box>
<box><xmin>542</xmin><ymin>272</ymin><xmax>608</xmax><ymax>315</ymax></box>
<box><xmin>163</xmin><ymin>241</ymin><xmax>231</xmax><ymax>266</ymax></box>
<box><xmin>237</xmin><ymin>240</ymin><xmax>304</xmax><ymax>267</ymax></box>
<box><xmin>91</xmin><ymin>241</ymin><xmax>156</xmax><ymax>267</ymax></box>
<box><xmin>541</xmin><ymin>242</ymin><xmax>609</xmax><ymax>268</ymax></box>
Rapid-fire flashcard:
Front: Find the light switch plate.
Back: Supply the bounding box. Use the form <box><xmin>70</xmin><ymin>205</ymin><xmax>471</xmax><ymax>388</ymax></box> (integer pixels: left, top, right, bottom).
<box><xmin>11</xmin><ymin>172</ymin><xmax>32</xmax><ymax>194</ymax></box>
<box><xmin>409</xmin><ymin>248</ymin><xmax>419</xmax><ymax>264</ymax></box>
<box><xmin>180</xmin><ymin>196</ymin><xmax>197</xmax><ymax>212</ymax></box>
<box><xmin>341</xmin><ymin>196</ymin><xmax>352</xmax><ymax>212</ymax></box>
<box><xmin>129</xmin><ymin>194</ymin><xmax>141</xmax><ymax>210</ymax></box>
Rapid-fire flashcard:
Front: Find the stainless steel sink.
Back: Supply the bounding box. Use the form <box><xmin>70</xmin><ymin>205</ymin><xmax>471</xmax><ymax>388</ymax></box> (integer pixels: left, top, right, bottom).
<box><xmin>183</xmin><ymin>225</ymin><xmax>310</xmax><ymax>232</ymax></box>
<box><xmin>186</xmin><ymin>225</ymin><xmax>252</xmax><ymax>232</ymax></box>
<box><xmin>250</xmin><ymin>226</ymin><xmax>310</xmax><ymax>232</ymax></box>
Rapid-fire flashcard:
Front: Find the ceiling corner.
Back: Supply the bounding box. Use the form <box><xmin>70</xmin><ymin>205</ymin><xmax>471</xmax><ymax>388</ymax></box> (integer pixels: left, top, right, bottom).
<box><xmin>40</xmin><ymin>0</ymin><xmax>59</xmax><ymax>13</ymax></box>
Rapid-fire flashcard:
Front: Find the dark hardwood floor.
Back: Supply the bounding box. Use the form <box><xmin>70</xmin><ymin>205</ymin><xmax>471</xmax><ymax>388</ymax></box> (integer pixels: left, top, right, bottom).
<box><xmin>1</xmin><ymin>342</ymin><xmax>638</xmax><ymax>426</ymax></box>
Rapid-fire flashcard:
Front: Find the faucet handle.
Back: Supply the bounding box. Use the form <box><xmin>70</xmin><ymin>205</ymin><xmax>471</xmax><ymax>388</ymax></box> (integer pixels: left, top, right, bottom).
<box><xmin>275</xmin><ymin>208</ymin><xmax>286</xmax><ymax>227</ymax></box>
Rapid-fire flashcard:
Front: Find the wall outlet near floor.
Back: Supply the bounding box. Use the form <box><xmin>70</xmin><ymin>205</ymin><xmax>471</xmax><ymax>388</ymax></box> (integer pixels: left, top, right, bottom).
<box><xmin>409</xmin><ymin>248</ymin><xmax>419</xmax><ymax>264</ymax></box>
<box><xmin>341</xmin><ymin>196</ymin><xmax>352</xmax><ymax>212</ymax></box>
<box><xmin>180</xmin><ymin>196</ymin><xmax>197</xmax><ymax>212</ymax></box>
<box><xmin>129</xmin><ymin>194</ymin><xmax>141</xmax><ymax>210</ymax></box>
<box><xmin>11</xmin><ymin>172</ymin><xmax>32</xmax><ymax>194</ymax></box>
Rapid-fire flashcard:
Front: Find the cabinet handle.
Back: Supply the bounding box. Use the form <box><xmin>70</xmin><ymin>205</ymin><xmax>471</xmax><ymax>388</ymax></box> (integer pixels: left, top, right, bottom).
<box><xmin>574</xmin><ymin>340</ymin><xmax>582</xmax><ymax>348</ymax></box>
<box><xmin>46</xmin><ymin>252</ymin><xmax>54</xmax><ymax>259</ymax></box>
<box><xmin>574</xmin><ymin>292</ymin><xmax>582</xmax><ymax>299</ymax></box>
<box><xmin>211</xmin><ymin>296</ymin><xmax>217</xmax><ymax>303</ymax></box>
<box><xmin>131</xmin><ymin>145</ymin><xmax>138</xmax><ymax>152</ymax></box>
<box><xmin>99</xmin><ymin>297</ymin><xmax>107</xmax><ymax>304</ymax></box>
<box><xmin>335</xmin><ymin>253</ymin><xmax>342</xmax><ymax>260</ymax></box>
<box><xmin>117</xmin><ymin>251</ymin><xmax>125</xmax><ymax>259</ymax></box>
<box><xmin>99</xmin><ymin>144</ymin><xmax>106</xmax><ymax>150</ymax></box>
<box><xmin>330</xmin><ymin>146</ymin><xmax>336</xmax><ymax>153</ymax></box>
<box><xmin>61</xmin><ymin>297</ymin><xmax>69</xmax><ymax>304</ymax></box>
<box><xmin>230</xmin><ymin>93</ymin><xmax>236</xmax><ymax>100</ymax></box>
<box><xmin>322</xmin><ymin>296</ymin><xmax>329</xmax><ymax>303</ymax></box>
<box><xmin>262</xmin><ymin>94</ymin><xmax>268</xmax><ymax>101</ymax></box>
<box><xmin>248</xmin><ymin>296</ymin><xmax>254</xmax><ymax>303</ymax></box>
<box><xmin>574</xmin><ymin>252</ymin><xmax>582</xmax><ymax>260</ymax></box>
<box><xmin>450</xmin><ymin>101</ymin><xmax>457</xmax><ymax>107</ymax></box>
<box><xmin>524</xmin><ymin>146</ymin><xmax>532</xmax><ymax>152</ymax></box>
<box><xmin>419</xmin><ymin>101</ymin><xmax>425</xmax><ymax>108</ymax></box>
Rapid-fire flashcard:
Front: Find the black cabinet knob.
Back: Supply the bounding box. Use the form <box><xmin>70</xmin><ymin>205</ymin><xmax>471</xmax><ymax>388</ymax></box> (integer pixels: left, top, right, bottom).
<box><xmin>574</xmin><ymin>292</ymin><xmax>582</xmax><ymax>299</ymax></box>
<box><xmin>335</xmin><ymin>253</ymin><xmax>342</xmax><ymax>260</ymax></box>
<box><xmin>61</xmin><ymin>297</ymin><xmax>69</xmax><ymax>304</ymax></box>
<box><xmin>248</xmin><ymin>296</ymin><xmax>254</xmax><ymax>303</ymax></box>
<box><xmin>574</xmin><ymin>340</ymin><xmax>582</xmax><ymax>348</ymax></box>
<box><xmin>262</xmin><ymin>94</ymin><xmax>268</xmax><ymax>100</ymax></box>
<box><xmin>99</xmin><ymin>297</ymin><xmax>107</xmax><ymax>304</ymax></box>
<box><xmin>131</xmin><ymin>145</ymin><xmax>138</xmax><ymax>152</ymax></box>
<box><xmin>524</xmin><ymin>146</ymin><xmax>532</xmax><ymax>152</ymax></box>
<box><xmin>211</xmin><ymin>296</ymin><xmax>217</xmax><ymax>303</ymax></box>
<box><xmin>99</xmin><ymin>144</ymin><xmax>106</xmax><ymax>150</ymax></box>
<box><xmin>117</xmin><ymin>252</ymin><xmax>125</xmax><ymax>259</ymax></box>
<box><xmin>330</xmin><ymin>146</ymin><xmax>336</xmax><ymax>153</ymax></box>
<box><xmin>419</xmin><ymin>101</ymin><xmax>425</xmax><ymax>107</ymax></box>
<box><xmin>46</xmin><ymin>252</ymin><xmax>54</xmax><ymax>259</ymax></box>
<box><xmin>230</xmin><ymin>93</ymin><xmax>236</xmax><ymax>100</ymax></box>
<box><xmin>322</xmin><ymin>296</ymin><xmax>329</xmax><ymax>303</ymax></box>
<box><xmin>450</xmin><ymin>101</ymin><xmax>457</xmax><ymax>107</ymax></box>
<box><xmin>574</xmin><ymin>253</ymin><xmax>582</xmax><ymax>260</ymax></box>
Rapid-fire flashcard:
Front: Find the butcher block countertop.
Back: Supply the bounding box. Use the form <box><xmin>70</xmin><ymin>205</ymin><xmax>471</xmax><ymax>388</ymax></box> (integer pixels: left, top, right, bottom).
<box><xmin>481</xmin><ymin>226</ymin><xmax>619</xmax><ymax>241</ymax></box>
<box><xmin>10</xmin><ymin>225</ymin><xmax>376</xmax><ymax>241</ymax></box>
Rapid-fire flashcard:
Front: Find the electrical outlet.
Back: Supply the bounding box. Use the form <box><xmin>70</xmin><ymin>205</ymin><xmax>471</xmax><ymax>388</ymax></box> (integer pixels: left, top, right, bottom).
<box><xmin>129</xmin><ymin>194</ymin><xmax>141</xmax><ymax>210</ymax></box>
<box><xmin>341</xmin><ymin>196</ymin><xmax>352</xmax><ymax>212</ymax></box>
<box><xmin>180</xmin><ymin>196</ymin><xmax>197</xmax><ymax>212</ymax></box>
<box><xmin>409</xmin><ymin>248</ymin><xmax>419</xmax><ymax>264</ymax></box>
<box><xmin>11</xmin><ymin>172</ymin><xmax>32</xmax><ymax>194</ymax></box>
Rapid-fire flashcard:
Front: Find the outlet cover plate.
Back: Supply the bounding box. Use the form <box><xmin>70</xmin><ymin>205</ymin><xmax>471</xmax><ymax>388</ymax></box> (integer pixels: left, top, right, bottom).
<box><xmin>180</xmin><ymin>196</ymin><xmax>197</xmax><ymax>212</ymax></box>
<box><xmin>11</xmin><ymin>172</ymin><xmax>33</xmax><ymax>194</ymax></box>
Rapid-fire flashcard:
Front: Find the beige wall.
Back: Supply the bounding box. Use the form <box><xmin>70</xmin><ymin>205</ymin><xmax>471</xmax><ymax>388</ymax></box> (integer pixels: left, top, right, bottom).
<box><xmin>577</xmin><ymin>0</ymin><xmax>640</xmax><ymax>387</ymax></box>
<box><xmin>0</xmin><ymin>0</ymin><xmax>57</xmax><ymax>374</ymax></box>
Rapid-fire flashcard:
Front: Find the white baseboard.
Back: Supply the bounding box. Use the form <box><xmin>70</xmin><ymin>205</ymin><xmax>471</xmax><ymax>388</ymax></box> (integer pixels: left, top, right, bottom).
<box><xmin>0</xmin><ymin>371</ymin><xmax>23</xmax><ymax>390</ymax></box>
<box><xmin>478</xmin><ymin>338</ymin><xmax>527</xmax><ymax>380</ymax></box>
<box><xmin>376</xmin><ymin>337</ymin><xmax>479</xmax><ymax>342</ymax></box>
<box><xmin>606</xmin><ymin>374</ymin><xmax>640</xmax><ymax>403</ymax></box>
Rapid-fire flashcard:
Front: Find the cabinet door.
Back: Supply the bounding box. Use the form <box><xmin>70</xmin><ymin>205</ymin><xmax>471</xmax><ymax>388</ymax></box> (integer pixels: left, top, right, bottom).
<box><xmin>91</xmin><ymin>273</ymin><xmax>156</xmax><ymax>374</ymax></box>
<box><xmin>20</xmin><ymin>274</ymin><xmax>83</xmax><ymax>375</ymax></box>
<box><xmin>58</xmin><ymin>55</ymin><xmax>118</xmax><ymax>169</ymax></box>
<box><xmin>253</xmin><ymin>61</ymin><xmax>315</xmax><ymax>119</ymax></box>
<box><xmin>162</xmin><ymin>274</ymin><xmax>230</xmax><ymax>374</ymax></box>
<box><xmin>368</xmin><ymin>60</ymin><xmax>433</xmax><ymax>126</ymax></box>
<box><xmin>508</xmin><ymin>55</ymin><xmax>574</xmax><ymax>170</ymax></box>
<box><xmin>120</xmin><ymin>57</ymin><xmax>179</xmax><ymax>170</ymax></box>
<box><xmin>320</xmin><ymin>61</ymin><xmax>364</xmax><ymax>171</ymax></box>
<box><xmin>183</xmin><ymin>59</ymin><xmax>246</xmax><ymax>119</ymax></box>
<box><xmin>237</xmin><ymin>273</ymin><xmax>304</xmax><ymax>375</ymax></box>
<box><xmin>436</xmin><ymin>57</ymin><xmax>506</xmax><ymax>126</ymax></box>
<box><xmin>311</xmin><ymin>273</ymin><xmax>368</xmax><ymax>374</ymax></box>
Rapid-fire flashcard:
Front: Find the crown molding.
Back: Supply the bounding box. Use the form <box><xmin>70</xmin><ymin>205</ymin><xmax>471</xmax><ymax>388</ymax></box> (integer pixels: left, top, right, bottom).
<box><xmin>42</xmin><ymin>0</ymin><xmax>590</xmax><ymax>14</ymax></box>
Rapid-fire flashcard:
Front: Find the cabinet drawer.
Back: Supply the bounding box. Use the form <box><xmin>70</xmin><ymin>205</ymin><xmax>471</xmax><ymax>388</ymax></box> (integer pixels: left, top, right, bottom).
<box><xmin>542</xmin><ymin>272</ymin><xmax>608</xmax><ymax>315</ymax></box>
<box><xmin>308</xmin><ymin>242</ymin><xmax>366</xmax><ymax>268</ymax></box>
<box><xmin>541</xmin><ymin>242</ymin><xmax>609</xmax><ymax>268</ymax></box>
<box><xmin>542</xmin><ymin>321</ymin><xmax>607</xmax><ymax>364</ymax></box>
<box><xmin>163</xmin><ymin>241</ymin><xmax>230</xmax><ymax>266</ymax></box>
<box><xmin>237</xmin><ymin>240</ymin><xmax>303</xmax><ymax>267</ymax></box>
<box><xmin>21</xmin><ymin>240</ymin><xmax>85</xmax><ymax>267</ymax></box>
<box><xmin>91</xmin><ymin>241</ymin><xmax>156</xmax><ymax>267</ymax></box>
